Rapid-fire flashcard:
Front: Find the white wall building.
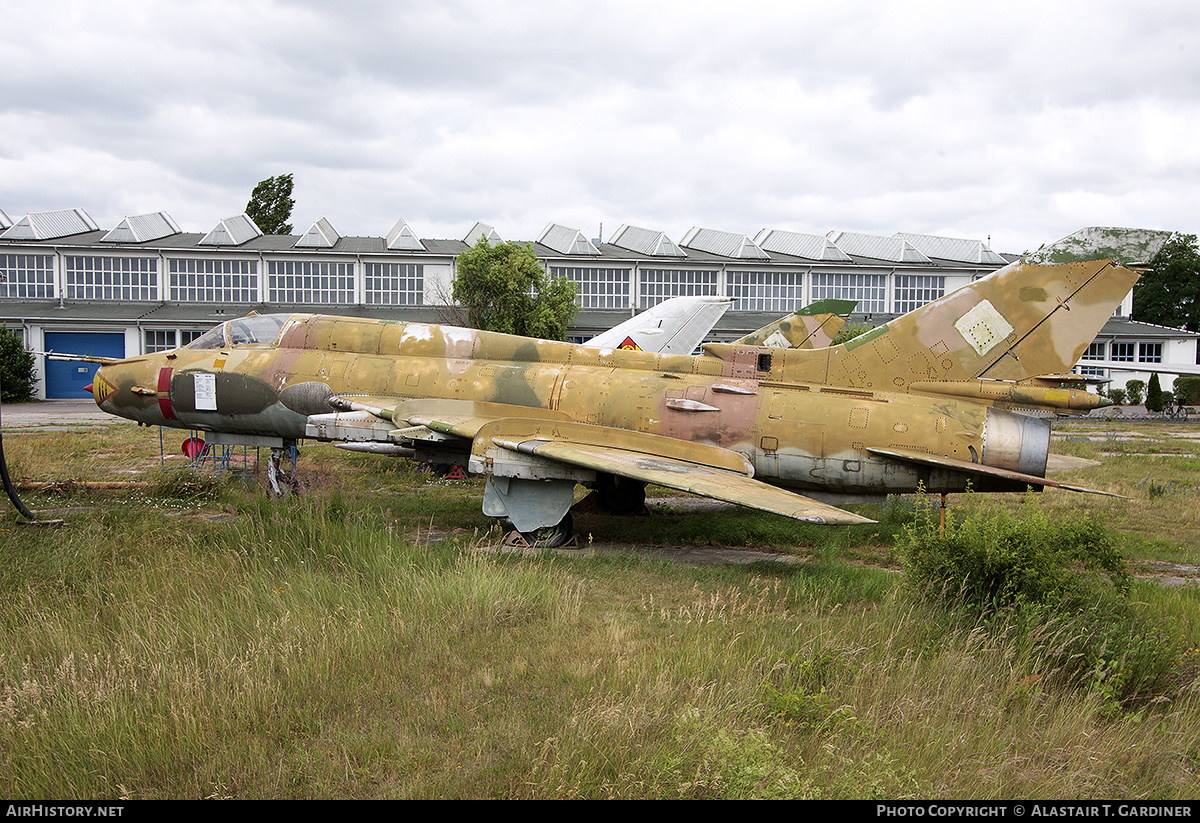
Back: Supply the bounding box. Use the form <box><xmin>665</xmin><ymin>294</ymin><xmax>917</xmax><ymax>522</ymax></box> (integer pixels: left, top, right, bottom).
<box><xmin>2</xmin><ymin>208</ymin><xmax>1196</xmax><ymax>399</ymax></box>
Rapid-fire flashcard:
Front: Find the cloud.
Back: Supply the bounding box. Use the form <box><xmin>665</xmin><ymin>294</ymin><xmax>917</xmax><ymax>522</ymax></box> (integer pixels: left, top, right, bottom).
<box><xmin>2</xmin><ymin>0</ymin><xmax>1199</xmax><ymax>254</ymax></box>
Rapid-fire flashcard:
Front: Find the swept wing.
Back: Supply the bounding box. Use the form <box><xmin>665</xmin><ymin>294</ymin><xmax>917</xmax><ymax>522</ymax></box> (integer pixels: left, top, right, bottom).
<box><xmin>319</xmin><ymin>398</ymin><xmax>873</xmax><ymax>527</ymax></box>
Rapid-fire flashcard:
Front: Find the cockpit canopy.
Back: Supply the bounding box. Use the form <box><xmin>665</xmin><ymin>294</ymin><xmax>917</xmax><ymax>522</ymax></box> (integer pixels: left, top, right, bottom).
<box><xmin>187</xmin><ymin>314</ymin><xmax>288</xmax><ymax>350</ymax></box>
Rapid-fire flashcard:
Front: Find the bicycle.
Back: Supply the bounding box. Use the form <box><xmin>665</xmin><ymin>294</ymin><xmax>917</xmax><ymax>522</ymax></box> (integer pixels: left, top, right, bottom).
<box><xmin>1165</xmin><ymin>401</ymin><xmax>1191</xmax><ymax>421</ymax></box>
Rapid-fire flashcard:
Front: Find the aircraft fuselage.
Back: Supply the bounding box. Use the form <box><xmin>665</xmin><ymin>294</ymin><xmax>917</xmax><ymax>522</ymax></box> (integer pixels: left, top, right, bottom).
<box><xmin>93</xmin><ymin>313</ymin><xmax>1048</xmax><ymax>497</ymax></box>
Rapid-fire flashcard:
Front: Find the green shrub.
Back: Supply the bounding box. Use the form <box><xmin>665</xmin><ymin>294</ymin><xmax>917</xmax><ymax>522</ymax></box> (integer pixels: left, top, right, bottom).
<box><xmin>895</xmin><ymin>496</ymin><xmax>1130</xmax><ymax>611</ymax></box>
<box><xmin>0</xmin><ymin>329</ymin><xmax>36</xmax><ymax>402</ymax></box>
<box><xmin>1173</xmin><ymin>376</ymin><xmax>1200</xmax><ymax>405</ymax></box>
<box><xmin>1107</xmin><ymin>387</ymin><xmax>1126</xmax><ymax>405</ymax></box>
<box><xmin>1125</xmin><ymin>380</ymin><xmax>1146</xmax><ymax>406</ymax></box>
<box><xmin>893</xmin><ymin>498</ymin><xmax>1188</xmax><ymax>711</ymax></box>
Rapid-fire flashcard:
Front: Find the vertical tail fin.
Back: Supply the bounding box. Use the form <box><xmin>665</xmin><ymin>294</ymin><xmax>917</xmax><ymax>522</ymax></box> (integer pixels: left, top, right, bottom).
<box><xmin>732</xmin><ymin>298</ymin><xmax>856</xmax><ymax>349</ymax></box>
<box><xmin>769</xmin><ymin>228</ymin><xmax>1171</xmax><ymax>390</ymax></box>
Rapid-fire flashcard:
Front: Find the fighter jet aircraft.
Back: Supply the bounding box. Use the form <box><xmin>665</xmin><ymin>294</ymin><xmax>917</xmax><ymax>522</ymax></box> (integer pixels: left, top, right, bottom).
<box><xmin>87</xmin><ymin>227</ymin><xmax>1169</xmax><ymax>545</ymax></box>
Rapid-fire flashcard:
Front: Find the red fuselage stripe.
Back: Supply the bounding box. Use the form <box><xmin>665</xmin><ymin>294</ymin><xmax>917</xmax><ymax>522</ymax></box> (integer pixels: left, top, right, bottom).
<box><xmin>157</xmin><ymin>367</ymin><xmax>177</xmax><ymax>420</ymax></box>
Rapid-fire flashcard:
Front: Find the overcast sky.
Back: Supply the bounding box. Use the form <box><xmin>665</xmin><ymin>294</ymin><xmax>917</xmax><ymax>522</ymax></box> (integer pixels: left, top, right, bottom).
<box><xmin>3</xmin><ymin>0</ymin><xmax>1198</xmax><ymax>255</ymax></box>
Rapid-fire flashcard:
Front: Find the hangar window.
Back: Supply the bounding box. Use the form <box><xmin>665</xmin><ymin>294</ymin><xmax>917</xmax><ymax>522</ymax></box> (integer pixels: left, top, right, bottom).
<box><xmin>1081</xmin><ymin>341</ymin><xmax>1105</xmax><ymax>361</ymax></box>
<box><xmin>0</xmin><ymin>254</ymin><xmax>54</xmax><ymax>299</ymax></box>
<box><xmin>639</xmin><ymin>269</ymin><xmax>718</xmax><ymax>308</ymax></box>
<box><xmin>550</xmin><ymin>266</ymin><xmax>630</xmax><ymax>309</ymax></box>
<box><xmin>65</xmin><ymin>256</ymin><xmax>158</xmax><ymax>300</ymax></box>
<box><xmin>145</xmin><ymin>330</ymin><xmax>177</xmax><ymax>353</ymax></box>
<box><xmin>169</xmin><ymin>258</ymin><xmax>258</xmax><ymax>302</ymax></box>
<box><xmin>365</xmin><ymin>262</ymin><xmax>423</xmax><ymax>305</ymax></box>
<box><xmin>268</xmin><ymin>260</ymin><xmax>354</xmax><ymax>304</ymax></box>
<box><xmin>894</xmin><ymin>275</ymin><xmax>945</xmax><ymax>313</ymax></box>
<box><xmin>726</xmin><ymin>270</ymin><xmax>800</xmax><ymax>312</ymax></box>
<box><xmin>813</xmin><ymin>272</ymin><xmax>886</xmax><ymax>314</ymax></box>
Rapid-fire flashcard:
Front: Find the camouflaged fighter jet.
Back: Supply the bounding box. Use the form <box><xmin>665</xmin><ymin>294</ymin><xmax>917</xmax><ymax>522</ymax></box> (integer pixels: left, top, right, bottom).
<box><xmin>87</xmin><ymin>227</ymin><xmax>1169</xmax><ymax>546</ymax></box>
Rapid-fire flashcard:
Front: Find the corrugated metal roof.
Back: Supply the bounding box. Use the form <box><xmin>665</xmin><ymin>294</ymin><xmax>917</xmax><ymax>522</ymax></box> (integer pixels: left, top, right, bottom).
<box><xmin>895</xmin><ymin>232</ymin><xmax>1006</xmax><ymax>265</ymax></box>
<box><xmin>386</xmin><ymin>218</ymin><xmax>426</xmax><ymax>251</ymax></box>
<box><xmin>295</xmin><ymin>217</ymin><xmax>340</xmax><ymax>248</ymax></box>
<box><xmin>101</xmin><ymin>212</ymin><xmax>181</xmax><ymax>243</ymax></box>
<box><xmin>1095</xmin><ymin>318</ymin><xmax>1200</xmax><ymax>340</ymax></box>
<box><xmin>199</xmin><ymin>214</ymin><xmax>263</xmax><ymax>246</ymax></box>
<box><xmin>608</xmin><ymin>224</ymin><xmax>686</xmax><ymax>257</ymax></box>
<box><xmin>463</xmin><ymin>222</ymin><xmax>502</xmax><ymax>245</ymax></box>
<box><xmin>825</xmin><ymin>231</ymin><xmax>931</xmax><ymax>263</ymax></box>
<box><xmin>680</xmin><ymin>227</ymin><xmax>770</xmax><ymax>260</ymax></box>
<box><xmin>754</xmin><ymin>229</ymin><xmax>851</xmax><ymax>261</ymax></box>
<box><xmin>537</xmin><ymin>223</ymin><xmax>600</xmax><ymax>256</ymax></box>
<box><xmin>0</xmin><ymin>208</ymin><xmax>99</xmax><ymax>241</ymax></box>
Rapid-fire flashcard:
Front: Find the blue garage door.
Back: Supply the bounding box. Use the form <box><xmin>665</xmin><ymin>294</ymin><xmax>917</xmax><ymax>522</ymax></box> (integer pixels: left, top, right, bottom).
<box><xmin>44</xmin><ymin>332</ymin><xmax>126</xmax><ymax>399</ymax></box>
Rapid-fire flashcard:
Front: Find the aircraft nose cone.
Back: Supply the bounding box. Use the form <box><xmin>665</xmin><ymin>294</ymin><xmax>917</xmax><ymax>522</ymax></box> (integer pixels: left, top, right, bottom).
<box><xmin>90</xmin><ymin>366</ymin><xmax>116</xmax><ymax>407</ymax></box>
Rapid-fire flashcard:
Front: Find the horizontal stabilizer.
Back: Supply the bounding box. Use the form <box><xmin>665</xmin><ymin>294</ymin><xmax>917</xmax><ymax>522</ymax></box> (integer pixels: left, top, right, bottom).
<box><xmin>867</xmin><ymin>447</ymin><xmax>1126</xmax><ymax>498</ymax></box>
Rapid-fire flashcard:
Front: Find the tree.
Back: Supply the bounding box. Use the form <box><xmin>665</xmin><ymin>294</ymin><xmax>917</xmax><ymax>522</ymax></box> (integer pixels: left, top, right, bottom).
<box><xmin>452</xmin><ymin>238</ymin><xmax>578</xmax><ymax>340</ymax></box>
<box><xmin>0</xmin><ymin>329</ymin><xmax>36</xmax><ymax>402</ymax></box>
<box><xmin>245</xmin><ymin>173</ymin><xmax>295</xmax><ymax>234</ymax></box>
<box><xmin>1145</xmin><ymin>372</ymin><xmax>1166</xmax><ymax>413</ymax></box>
<box><xmin>1125</xmin><ymin>379</ymin><xmax>1146</xmax><ymax>406</ymax></box>
<box><xmin>1132</xmin><ymin>233</ymin><xmax>1200</xmax><ymax>331</ymax></box>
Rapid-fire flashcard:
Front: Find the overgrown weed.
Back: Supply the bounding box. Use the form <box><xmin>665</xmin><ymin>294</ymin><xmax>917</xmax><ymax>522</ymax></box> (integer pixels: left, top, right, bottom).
<box><xmin>895</xmin><ymin>494</ymin><xmax>1194</xmax><ymax>714</ymax></box>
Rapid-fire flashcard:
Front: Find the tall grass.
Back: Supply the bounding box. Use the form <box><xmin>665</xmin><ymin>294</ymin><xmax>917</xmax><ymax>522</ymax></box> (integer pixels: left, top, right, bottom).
<box><xmin>2</xmin><ymin>426</ymin><xmax>1200</xmax><ymax>797</ymax></box>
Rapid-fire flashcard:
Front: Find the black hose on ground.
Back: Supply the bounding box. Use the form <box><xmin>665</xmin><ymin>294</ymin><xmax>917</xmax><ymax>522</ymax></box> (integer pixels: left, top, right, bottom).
<box><xmin>0</xmin><ymin>377</ymin><xmax>37</xmax><ymax>521</ymax></box>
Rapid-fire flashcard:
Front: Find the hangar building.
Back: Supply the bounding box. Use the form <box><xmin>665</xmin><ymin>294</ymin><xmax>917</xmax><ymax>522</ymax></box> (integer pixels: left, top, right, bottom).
<box><xmin>1</xmin><ymin>207</ymin><xmax>1195</xmax><ymax>400</ymax></box>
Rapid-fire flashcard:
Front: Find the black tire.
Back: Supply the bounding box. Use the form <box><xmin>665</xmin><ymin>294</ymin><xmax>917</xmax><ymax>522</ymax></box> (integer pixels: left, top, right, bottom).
<box><xmin>520</xmin><ymin>512</ymin><xmax>574</xmax><ymax>548</ymax></box>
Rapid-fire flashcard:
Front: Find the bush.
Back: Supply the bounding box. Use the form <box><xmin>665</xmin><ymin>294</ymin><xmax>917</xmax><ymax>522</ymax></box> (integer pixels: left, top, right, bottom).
<box><xmin>896</xmin><ymin>496</ymin><xmax>1130</xmax><ymax>612</ymax></box>
<box><xmin>0</xmin><ymin>329</ymin><xmax>36</xmax><ymax>402</ymax></box>
<box><xmin>1107</xmin><ymin>387</ymin><xmax>1126</xmax><ymax>405</ymax></box>
<box><xmin>1173</xmin><ymin>376</ymin><xmax>1200</xmax><ymax>405</ymax></box>
<box><xmin>895</xmin><ymin>498</ymin><xmax>1185</xmax><ymax>711</ymax></box>
<box><xmin>1125</xmin><ymin>379</ymin><xmax>1146</xmax><ymax>406</ymax></box>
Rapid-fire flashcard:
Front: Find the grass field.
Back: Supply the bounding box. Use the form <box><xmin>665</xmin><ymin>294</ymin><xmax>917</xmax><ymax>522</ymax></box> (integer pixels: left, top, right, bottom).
<box><xmin>1</xmin><ymin>419</ymin><xmax>1198</xmax><ymax>799</ymax></box>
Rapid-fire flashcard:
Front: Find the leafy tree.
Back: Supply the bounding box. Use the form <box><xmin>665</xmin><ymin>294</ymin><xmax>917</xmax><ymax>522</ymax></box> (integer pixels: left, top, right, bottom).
<box><xmin>452</xmin><ymin>238</ymin><xmax>578</xmax><ymax>340</ymax></box>
<box><xmin>1132</xmin><ymin>232</ymin><xmax>1200</xmax><ymax>331</ymax></box>
<box><xmin>1146</xmin><ymin>372</ymin><xmax>1165</xmax><ymax>413</ymax></box>
<box><xmin>1125</xmin><ymin>379</ymin><xmax>1146</xmax><ymax>406</ymax></box>
<box><xmin>0</xmin><ymin>329</ymin><xmax>36</xmax><ymax>402</ymax></box>
<box><xmin>245</xmin><ymin>173</ymin><xmax>295</xmax><ymax>234</ymax></box>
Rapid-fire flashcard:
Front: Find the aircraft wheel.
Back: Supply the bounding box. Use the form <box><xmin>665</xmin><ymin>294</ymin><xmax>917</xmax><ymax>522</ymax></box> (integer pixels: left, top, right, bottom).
<box><xmin>520</xmin><ymin>512</ymin><xmax>574</xmax><ymax>548</ymax></box>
